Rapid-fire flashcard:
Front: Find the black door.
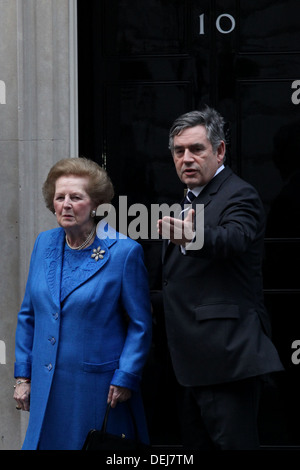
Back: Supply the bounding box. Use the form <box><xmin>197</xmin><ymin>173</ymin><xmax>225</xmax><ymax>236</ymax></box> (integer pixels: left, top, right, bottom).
<box><xmin>78</xmin><ymin>0</ymin><xmax>300</xmax><ymax>447</ymax></box>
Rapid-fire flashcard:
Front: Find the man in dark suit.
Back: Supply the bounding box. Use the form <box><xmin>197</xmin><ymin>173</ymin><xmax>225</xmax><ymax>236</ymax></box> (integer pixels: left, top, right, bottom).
<box><xmin>157</xmin><ymin>106</ymin><xmax>284</xmax><ymax>450</ymax></box>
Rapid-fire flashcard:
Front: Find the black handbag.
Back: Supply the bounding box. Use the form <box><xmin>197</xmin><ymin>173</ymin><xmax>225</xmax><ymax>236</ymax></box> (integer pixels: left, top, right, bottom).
<box><xmin>82</xmin><ymin>402</ymin><xmax>150</xmax><ymax>451</ymax></box>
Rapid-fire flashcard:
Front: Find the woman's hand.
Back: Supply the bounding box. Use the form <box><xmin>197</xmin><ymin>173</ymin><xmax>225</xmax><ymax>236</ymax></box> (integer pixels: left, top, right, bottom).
<box><xmin>13</xmin><ymin>380</ymin><xmax>31</xmax><ymax>411</ymax></box>
<box><xmin>107</xmin><ymin>385</ymin><xmax>132</xmax><ymax>408</ymax></box>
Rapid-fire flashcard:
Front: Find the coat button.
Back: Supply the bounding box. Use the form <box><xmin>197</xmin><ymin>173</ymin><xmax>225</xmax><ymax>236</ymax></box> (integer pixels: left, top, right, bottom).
<box><xmin>47</xmin><ymin>363</ymin><xmax>53</xmax><ymax>371</ymax></box>
<box><xmin>163</xmin><ymin>280</ymin><xmax>168</xmax><ymax>286</ymax></box>
<box><xmin>52</xmin><ymin>312</ymin><xmax>59</xmax><ymax>320</ymax></box>
<box><xmin>49</xmin><ymin>337</ymin><xmax>56</xmax><ymax>345</ymax></box>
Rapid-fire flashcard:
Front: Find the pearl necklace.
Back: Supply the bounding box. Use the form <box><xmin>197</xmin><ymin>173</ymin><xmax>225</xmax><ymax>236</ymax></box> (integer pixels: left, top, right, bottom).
<box><xmin>65</xmin><ymin>225</ymin><xmax>96</xmax><ymax>250</ymax></box>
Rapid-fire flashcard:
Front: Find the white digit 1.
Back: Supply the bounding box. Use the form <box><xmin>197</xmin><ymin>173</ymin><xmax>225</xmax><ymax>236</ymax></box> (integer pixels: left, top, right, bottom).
<box><xmin>216</xmin><ymin>14</ymin><xmax>236</xmax><ymax>34</ymax></box>
<box><xmin>199</xmin><ymin>14</ymin><xmax>205</xmax><ymax>35</ymax></box>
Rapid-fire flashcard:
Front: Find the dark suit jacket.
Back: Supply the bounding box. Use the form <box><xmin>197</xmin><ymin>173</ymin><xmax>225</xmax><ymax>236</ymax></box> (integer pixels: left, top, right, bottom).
<box><xmin>162</xmin><ymin>166</ymin><xmax>284</xmax><ymax>387</ymax></box>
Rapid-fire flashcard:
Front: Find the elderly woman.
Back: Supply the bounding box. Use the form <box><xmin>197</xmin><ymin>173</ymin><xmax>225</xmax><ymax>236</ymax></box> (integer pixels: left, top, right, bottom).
<box><xmin>14</xmin><ymin>158</ymin><xmax>152</xmax><ymax>450</ymax></box>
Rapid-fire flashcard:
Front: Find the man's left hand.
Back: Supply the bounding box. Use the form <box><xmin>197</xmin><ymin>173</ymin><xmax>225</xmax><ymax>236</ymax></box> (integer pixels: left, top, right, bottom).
<box><xmin>157</xmin><ymin>209</ymin><xmax>195</xmax><ymax>246</ymax></box>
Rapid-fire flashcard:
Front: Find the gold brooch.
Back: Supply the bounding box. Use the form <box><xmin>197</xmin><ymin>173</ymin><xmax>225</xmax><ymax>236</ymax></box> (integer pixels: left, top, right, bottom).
<box><xmin>91</xmin><ymin>246</ymin><xmax>105</xmax><ymax>261</ymax></box>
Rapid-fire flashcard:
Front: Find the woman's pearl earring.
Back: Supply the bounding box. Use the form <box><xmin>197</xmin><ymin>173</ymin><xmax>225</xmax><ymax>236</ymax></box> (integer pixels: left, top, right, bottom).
<box><xmin>91</xmin><ymin>210</ymin><xmax>96</xmax><ymax>218</ymax></box>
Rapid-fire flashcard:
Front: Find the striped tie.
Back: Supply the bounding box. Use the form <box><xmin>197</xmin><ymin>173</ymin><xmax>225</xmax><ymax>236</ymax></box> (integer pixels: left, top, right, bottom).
<box><xmin>183</xmin><ymin>190</ymin><xmax>196</xmax><ymax>206</ymax></box>
<box><xmin>181</xmin><ymin>190</ymin><xmax>196</xmax><ymax>218</ymax></box>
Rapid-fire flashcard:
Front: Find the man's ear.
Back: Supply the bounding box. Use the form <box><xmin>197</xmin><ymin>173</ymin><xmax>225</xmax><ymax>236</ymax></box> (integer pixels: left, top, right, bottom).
<box><xmin>216</xmin><ymin>141</ymin><xmax>226</xmax><ymax>163</ymax></box>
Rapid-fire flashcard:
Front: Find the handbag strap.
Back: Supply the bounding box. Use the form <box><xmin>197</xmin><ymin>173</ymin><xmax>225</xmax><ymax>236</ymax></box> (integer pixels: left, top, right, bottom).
<box><xmin>101</xmin><ymin>401</ymin><xmax>140</xmax><ymax>440</ymax></box>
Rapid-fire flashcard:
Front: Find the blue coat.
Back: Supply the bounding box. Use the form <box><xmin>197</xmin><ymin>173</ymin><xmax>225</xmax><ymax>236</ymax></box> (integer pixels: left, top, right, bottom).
<box><xmin>14</xmin><ymin>223</ymin><xmax>152</xmax><ymax>450</ymax></box>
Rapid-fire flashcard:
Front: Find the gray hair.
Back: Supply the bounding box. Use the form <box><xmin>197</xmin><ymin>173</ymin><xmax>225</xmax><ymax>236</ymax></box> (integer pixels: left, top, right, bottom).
<box><xmin>169</xmin><ymin>106</ymin><xmax>226</xmax><ymax>154</ymax></box>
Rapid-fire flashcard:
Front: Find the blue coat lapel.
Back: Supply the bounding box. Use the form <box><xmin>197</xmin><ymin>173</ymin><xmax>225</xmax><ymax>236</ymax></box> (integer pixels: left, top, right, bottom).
<box><xmin>44</xmin><ymin>227</ymin><xmax>116</xmax><ymax>306</ymax></box>
<box><xmin>44</xmin><ymin>229</ymin><xmax>65</xmax><ymax>307</ymax></box>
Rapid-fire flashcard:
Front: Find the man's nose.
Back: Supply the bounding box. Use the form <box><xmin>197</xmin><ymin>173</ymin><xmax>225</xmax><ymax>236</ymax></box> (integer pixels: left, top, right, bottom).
<box><xmin>183</xmin><ymin>148</ymin><xmax>194</xmax><ymax>162</ymax></box>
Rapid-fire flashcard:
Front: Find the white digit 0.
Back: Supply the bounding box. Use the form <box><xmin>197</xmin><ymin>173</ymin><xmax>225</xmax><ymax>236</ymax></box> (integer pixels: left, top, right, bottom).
<box><xmin>216</xmin><ymin>14</ymin><xmax>236</xmax><ymax>34</ymax></box>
